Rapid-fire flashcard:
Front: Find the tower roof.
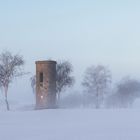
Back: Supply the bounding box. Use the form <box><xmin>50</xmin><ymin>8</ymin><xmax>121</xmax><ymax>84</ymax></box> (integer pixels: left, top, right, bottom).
<box><xmin>35</xmin><ymin>60</ymin><xmax>57</xmax><ymax>64</ymax></box>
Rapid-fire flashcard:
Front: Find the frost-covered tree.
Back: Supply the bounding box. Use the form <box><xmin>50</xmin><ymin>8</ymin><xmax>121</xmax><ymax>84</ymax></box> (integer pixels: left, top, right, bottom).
<box><xmin>82</xmin><ymin>65</ymin><xmax>111</xmax><ymax>108</ymax></box>
<box><xmin>56</xmin><ymin>61</ymin><xmax>74</xmax><ymax>101</ymax></box>
<box><xmin>30</xmin><ymin>75</ymin><xmax>36</xmax><ymax>94</ymax></box>
<box><xmin>107</xmin><ymin>77</ymin><xmax>140</xmax><ymax>108</ymax></box>
<box><xmin>0</xmin><ymin>51</ymin><xmax>24</xmax><ymax>110</ymax></box>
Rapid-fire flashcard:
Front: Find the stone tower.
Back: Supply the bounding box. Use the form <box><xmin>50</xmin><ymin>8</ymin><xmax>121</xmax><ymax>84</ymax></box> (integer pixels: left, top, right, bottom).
<box><xmin>36</xmin><ymin>60</ymin><xmax>57</xmax><ymax>109</ymax></box>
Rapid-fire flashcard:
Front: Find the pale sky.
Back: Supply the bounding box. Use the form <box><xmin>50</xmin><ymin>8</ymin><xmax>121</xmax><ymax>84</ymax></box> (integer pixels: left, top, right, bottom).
<box><xmin>0</xmin><ymin>0</ymin><xmax>140</xmax><ymax>103</ymax></box>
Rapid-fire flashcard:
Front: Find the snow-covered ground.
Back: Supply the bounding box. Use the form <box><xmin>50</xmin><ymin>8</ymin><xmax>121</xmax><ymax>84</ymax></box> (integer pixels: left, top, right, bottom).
<box><xmin>0</xmin><ymin>109</ymin><xmax>140</xmax><ymax>140</ymax></box>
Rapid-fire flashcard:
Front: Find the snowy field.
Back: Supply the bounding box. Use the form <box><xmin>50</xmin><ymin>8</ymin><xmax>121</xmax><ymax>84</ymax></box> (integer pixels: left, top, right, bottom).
<box><xmin>0</xmin><ymin>109</ymin><xmax>140</xmax><ymax>140</ymax></box>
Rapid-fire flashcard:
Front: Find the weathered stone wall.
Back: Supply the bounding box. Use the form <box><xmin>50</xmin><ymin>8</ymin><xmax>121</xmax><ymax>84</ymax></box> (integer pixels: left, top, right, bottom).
<box><xmin>36</xmin><ymin>60</ymin><xmax>57</xmax><ymax>109</ymax></box>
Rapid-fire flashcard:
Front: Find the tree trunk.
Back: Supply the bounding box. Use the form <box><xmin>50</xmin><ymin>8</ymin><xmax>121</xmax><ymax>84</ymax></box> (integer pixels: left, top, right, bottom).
<box><xmin>96</xmin><ymin>88</ymin><xmax>100</xmax><ymax>109</ymax></box>
<box><xmin>5</xmin><ymin>99</ymin><xmax>10</xmax><ymax>111</ymax></box>
<box><xmin>56</xmin><ymin>91</ymin><xmax>61</xmax><ymax>107</ymax></box>
<box><xmin>57</xmin><ymin>92</ymin><xmax>61</xmax><ymax>102</ymax></box>
<box><xmin>96</xmin><ymin>98</ymin><xmax>100</xmax><ymax>109</ymax></box>
<box><xmin>4</xmin><ymin>86</ymin><xmax>10</xmax><ymax>111</ymax></box>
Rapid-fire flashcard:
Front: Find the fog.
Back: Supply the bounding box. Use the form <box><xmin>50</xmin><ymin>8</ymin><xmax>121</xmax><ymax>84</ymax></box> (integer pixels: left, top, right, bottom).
<box><xmin>1</xmin><ymin>0</ymin><xmax>140</xmax><ymax>109</ymax></box>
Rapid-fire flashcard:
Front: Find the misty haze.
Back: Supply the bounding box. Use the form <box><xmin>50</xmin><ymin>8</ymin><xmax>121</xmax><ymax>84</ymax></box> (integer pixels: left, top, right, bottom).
<box><xmin>0</xmin><ymin>0</ymin><xmax>140</xmax><ymax>140</ymax></box>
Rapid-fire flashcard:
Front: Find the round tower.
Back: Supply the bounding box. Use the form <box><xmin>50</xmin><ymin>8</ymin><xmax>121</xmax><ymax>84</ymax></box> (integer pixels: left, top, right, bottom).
<box><xmin>36</xmin><ymin>60</ymin><xmax>57</xmax><ymax>109</ymax></box>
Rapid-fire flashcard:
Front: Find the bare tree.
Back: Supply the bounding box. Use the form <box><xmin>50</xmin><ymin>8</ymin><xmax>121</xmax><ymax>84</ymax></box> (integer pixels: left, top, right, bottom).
<box><xmin>82</xmin><ymin>65</ymin><xmax>111</xmax><ymax>108</ymax></box>
<box><xmin>107</xmin><ymin>77</ymin><xmax>140</xmax><ymax>108</ymax></box>
<box><xmin>56</xmin><ymin>61</ymin><xmax>75</xmax><ymax>101</ymax></box>
<box><xmin>0</xmin><ymin>51</ymin><xmax>24</xmax><ymax>110</ymax></box>
<box><xmin>30</xmin><ymin>75</ymin><xmax>36</xmax><ymax>94</ymax></box>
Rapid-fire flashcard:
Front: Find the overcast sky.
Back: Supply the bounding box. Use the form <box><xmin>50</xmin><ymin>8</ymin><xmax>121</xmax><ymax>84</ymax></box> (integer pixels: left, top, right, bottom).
<box><xmin>0</xmin><ymin>0</ymin><xmax>140</xmax><ymax>103</ymax></box>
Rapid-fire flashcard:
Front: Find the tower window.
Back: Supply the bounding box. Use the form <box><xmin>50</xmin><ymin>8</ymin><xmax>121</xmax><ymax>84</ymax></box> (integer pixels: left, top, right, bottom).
<box><xmin>40</xmin><ymin>72</ymin><xmax>43</xmax><ymax>83</ymax></box>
